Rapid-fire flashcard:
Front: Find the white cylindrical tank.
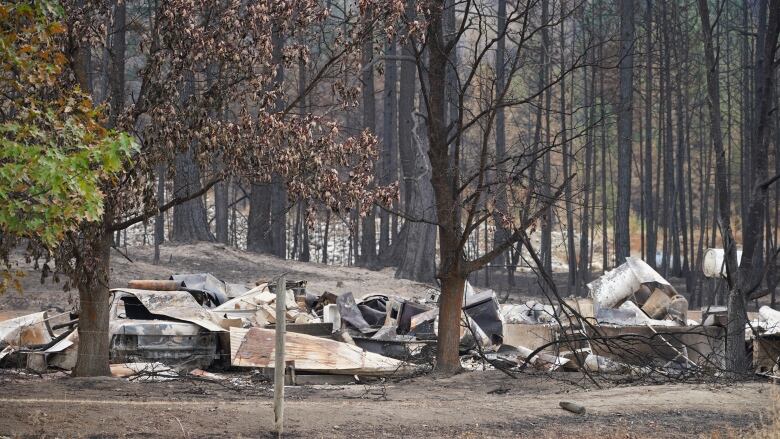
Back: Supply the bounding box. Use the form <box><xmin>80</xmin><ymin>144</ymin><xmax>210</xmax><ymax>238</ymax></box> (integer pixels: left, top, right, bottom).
<box><xmin>702</xmin><ymin>248</ymin><xmax>743</xmax><ymax>278</ymax></box>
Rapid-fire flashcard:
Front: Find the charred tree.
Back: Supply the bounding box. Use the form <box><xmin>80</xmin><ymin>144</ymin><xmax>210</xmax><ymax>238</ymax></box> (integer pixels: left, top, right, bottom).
<box><xmin>171</xmin><ymin>148</ymin><xmax>215</xmax><ymax>243</ymax></box>
<box><xmin>615</xmin><ymin>0</ymin><xmax>635</xmax><ymax>262</ymax></box>
<box><xmin>644</xmin><ymin>0</ymin><xmax>656</xmax><ymax>266</ymax></box>
<box><xmin>379</xmin><ymin>38</ymin><xmax>398</xmax><ymax>259</ymax></box>
<box><xmin>359</xmin><ymin>9</ymin><xmax>378</xmax><ymax>266</ymax></box>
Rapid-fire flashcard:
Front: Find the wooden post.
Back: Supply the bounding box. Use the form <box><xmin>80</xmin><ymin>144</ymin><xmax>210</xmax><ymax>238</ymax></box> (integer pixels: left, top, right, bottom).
<box><xmin>273</xmin><ymin>275</ymin><xmax>286</xmax><ymax>436</ymax></box>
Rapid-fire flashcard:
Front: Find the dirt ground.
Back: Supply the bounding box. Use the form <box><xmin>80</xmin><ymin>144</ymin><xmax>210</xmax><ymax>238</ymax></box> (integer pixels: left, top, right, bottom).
<box><xmin>0</xmin><ymin>369</ymin><xmax>773</xmax><ymax>438</ymax></box>
<box><xmin>0</xmin><ymin>243</ymin><xmax>776</xmax><ymax>438</ymax></box>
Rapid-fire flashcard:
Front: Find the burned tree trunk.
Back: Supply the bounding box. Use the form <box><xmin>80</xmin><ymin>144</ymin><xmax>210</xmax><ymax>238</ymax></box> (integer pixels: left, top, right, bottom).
<box><xmin>389</xmin><ymin>0</ymin><xmax>437</xmax><ymax>283</ymax></box>
<box><xmin>153</xmin><ymin>164</ymin><xmax>165</xmax><ymax>264</ymax></box>
<box><xmin>379</xmin><ymin>39</ymin><xmax>398</xmax><ymax>259</ymax></box>
<box><xmin>577</xmin><ymin>28</ymin><xmax>595</xmax><ymax>295</ymax></box>
<box><xmin>247</xmin><ymin>184</ymin><xmax>273</xmax><ymax>253</ymax></box>
<box><xmin>426</xmin><ymin>0</ymin><xmax>465</xmax><ymax>373</ymax></box>
<box><xmin>171</xmin><ymin>148</ymin><xmax>214</xmax><ymax>243</ymax></box>
<box><xmin>359</xmin><ymin>11</ymin><xmax>377</xmax><ymax>266</ymax></box>
<box><xmin>615</xmin><ymin>0</ymin><xmax>635</xmax><ymax>262</ymax></box>
<box><xmin>697</xmin><ymin>0</ymin><xmax>780</xmax><ymax>373</ymax></box>
<box><xmin>246</xmin><ymin>25</ymin><xmax>287</xmax><ymax>257</ymax></box>
<box><xmin>107</xmin><ymin>0</ymin><xmax>125</xmax><ymax>129</ymax></box>
<box><xmin>493</xmin><ymin>0</ymin><xmax>514</xmax><ymax>286</ymax></box>
<box><xmin>270</xmin><ymin>178</ymin><xmax>287</xmax><ymax>258</ymax></box>
<box><xmin>540</xmin><ymin>0</ymin><xmax>552</xmax><ymax>275</ymax></box>
<box><xmin>214</xmin><ymin>177</ymin><xmax>229</xmax><ymax>245</ymax></box>
<box><xmin>561</xmin><ymin>2</ymin><xmax>576</xmax><ymax>290</ymax></box>
<box><xmin>644</xmin><ymin>0</ymin><xmax>656</xmax><ymax>266</ymax></box>
<box><xmin>730</xmin><ymin>0</ymin><xmax>780</xmax><ymax>372</ymax></box>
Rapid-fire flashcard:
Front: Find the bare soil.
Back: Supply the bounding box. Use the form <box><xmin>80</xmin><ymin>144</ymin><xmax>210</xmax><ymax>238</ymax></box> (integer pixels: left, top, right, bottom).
<box><xmin>0</xmin><ymin>369</ymin><xmax>772</xmax><ymax>438</ymax></box>
<box><xmin>0</xmin><ymin>243</ymin><xmax>775</xmax><ymax>438</ymax></box>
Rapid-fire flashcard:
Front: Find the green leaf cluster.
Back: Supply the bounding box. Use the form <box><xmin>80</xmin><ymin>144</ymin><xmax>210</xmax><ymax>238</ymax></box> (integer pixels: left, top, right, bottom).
<box><xmin>0</xmin><ymin>0</ymin><xmax>136</xmax><ymax>248</ymax></box>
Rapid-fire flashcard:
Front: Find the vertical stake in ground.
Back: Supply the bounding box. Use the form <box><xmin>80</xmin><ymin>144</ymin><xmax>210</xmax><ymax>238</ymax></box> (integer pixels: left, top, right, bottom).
<box><xmin>274</xmin><ymin>274</ymin><xmax>286</xmax><ymax>436</ymax></box>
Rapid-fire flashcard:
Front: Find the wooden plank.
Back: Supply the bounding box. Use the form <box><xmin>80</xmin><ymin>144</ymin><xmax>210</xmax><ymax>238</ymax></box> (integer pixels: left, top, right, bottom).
<box><xmin>230</xmin><ymin>327</ymin><xmax>408</xmax><ymax>375</ymax></box>
<box><xmin>588</xmin><ymin>325</ymin><xmax>726</xmax><ymax>369</ymax></box>
<box><xmin>127</xmin><ymin>280</ymin><xmax>181</xmax><ymax>291</ymax></box>
<box><xmin>754</xmin><ymin>337</ymin><xmax>780</xmax><ymax>373</ymax></box>
<box><xmin>503</xmin><ymin>324</ymin><xmax>557</xmax><ymax>353</ymax></box>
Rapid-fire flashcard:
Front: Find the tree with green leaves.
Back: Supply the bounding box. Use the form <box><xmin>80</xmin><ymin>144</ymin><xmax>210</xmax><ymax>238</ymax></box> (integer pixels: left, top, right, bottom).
<box><xmin>0</xmin><ymin>0</ymin><xmax>135</xmax><ymax>292</ymax></box>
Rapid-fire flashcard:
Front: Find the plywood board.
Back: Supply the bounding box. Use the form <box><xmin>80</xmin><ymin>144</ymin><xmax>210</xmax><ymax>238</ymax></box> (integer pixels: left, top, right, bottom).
<box><xmin>230</xmin><ymin>327</ymin><xmax>408</xmax><ymax>375</ymax></box>
<box><xmin>503</xmin><ymin>324</ymin><xmax>557</xmax><ymax>353</ymax></box>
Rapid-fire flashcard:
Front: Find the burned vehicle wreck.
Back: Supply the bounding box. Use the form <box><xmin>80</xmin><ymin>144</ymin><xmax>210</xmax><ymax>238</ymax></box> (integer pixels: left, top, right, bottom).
<box><xmin>108</xmin><ymin>289</ymin><xmax>226</xmax><ymax>370</ymax></box>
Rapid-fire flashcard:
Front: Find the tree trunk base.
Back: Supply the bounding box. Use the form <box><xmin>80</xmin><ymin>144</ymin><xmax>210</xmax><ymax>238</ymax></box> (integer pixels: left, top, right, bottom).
<box><xmin>72</xmin><ymin>223</ymin><xmax>113</xmax><ymax>377</ymax></box>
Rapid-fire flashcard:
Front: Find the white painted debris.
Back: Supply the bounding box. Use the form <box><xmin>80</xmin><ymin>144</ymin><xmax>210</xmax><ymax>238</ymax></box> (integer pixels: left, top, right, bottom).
<box><xmin>583</xmin><ymin>353</ymin><xmax>651</xmax><ymax>376</ymax></box>
<box><xmin>588</xmin><ymin>257</ymin><xmax>671</xmax><ymax>310</ymax></box>
<box><xmin>0</xmin><ymin>311</ymin><xmax>53</xmax><ymax>348</ymax></box>
<box><xmin>702</xmin><ymin>248</ymin><xmax>743</xmax><ymax>278</ymax></box>
<box><xmin>759</xmin><ymin>306</ymin><xmax>780</xmax><ymax>335</ymax></box>
<box><xmin>323</xmin><ymin>304</ymin><xmax>341</xmax><ymax>332</ymax></box>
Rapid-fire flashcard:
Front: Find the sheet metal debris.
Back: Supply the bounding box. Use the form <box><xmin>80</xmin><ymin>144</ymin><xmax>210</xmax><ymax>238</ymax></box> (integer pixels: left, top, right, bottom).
<box><xmin>0</xmin><ymin>311</ymin><xmax>53</xmax><ymax>348</ymax></box>
<box><xmin>112</xmin><ymin>289</ymin><xmax>226</xmax><ymax>332</ymax></box>
<box><xmin>0</xmin><ymin>257</ymin><xmax>744</xmax><ymax>382</ymax></box>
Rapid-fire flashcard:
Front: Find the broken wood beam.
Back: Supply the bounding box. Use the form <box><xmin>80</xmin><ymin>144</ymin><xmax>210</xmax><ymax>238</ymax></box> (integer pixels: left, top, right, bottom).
<box><xmin>127</xmin><ymin>280</ymin><xmax>182</xmax><ymax>291</ymax></box>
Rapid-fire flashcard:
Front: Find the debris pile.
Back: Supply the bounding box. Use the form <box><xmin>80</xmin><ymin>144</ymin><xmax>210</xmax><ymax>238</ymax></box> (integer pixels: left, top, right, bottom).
<box><xmin>458</xmin><ymin>257</ymin><xmax>728</xmax><ymax>376</ymax></box>
<box><xmin>0</xmin><ymin>274</ymin><xmax>425</xmax><ymax>381</ymax></box>
<box><xmin>588</xmin><ymin>257</ymin><xmax>689</xmax><ymax>326</ymax></box>
<box><xmin>0</xmin><ymin>256</ymin><xmax>753</xmax><ymax>381</ymax></box>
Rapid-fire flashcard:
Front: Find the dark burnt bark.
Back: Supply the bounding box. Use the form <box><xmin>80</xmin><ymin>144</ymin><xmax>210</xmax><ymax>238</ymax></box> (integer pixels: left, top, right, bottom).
<box><xmin>644</xmin><ymin>0</ymin><xmax>656</xmax><ymax>266</ymax></box>
<box><xmin>153</xmin><ymin>164</ymin><xmax>165</xmax><ymax>264</ymax></box>
<box><xmin>493</xmin><ymin>0</ymin><xmax>513</xmax><ymax>286</ymax></box>
<box><xmin>270</xmin><ymin>177</ymin><xmax>287</xmax><ymax>258</ymax></box>
<box><xmin>246</xmin><ymin>23</ymin><xmax>286</xmax><ymax>257</ymax></box>
<box><xmin>359</xmin><ymin>11</ymin><xmax>377</xmax><ymax>266</ymax></box>
<box><xmin>214</xmin><ymin>176</ymin><xmax>229</xmax><ymax>244</ymax></box>
<box><xmin>560</xmin><ymin>2</ymin><xmax>576</xmax><ymax>289</ymax></box>
<box><xmin>660</xmin><ymin>0</ymin><xmax>674</xmax><ymax>275</ymax></box>
<box><xmin>379</xmin><ymin>39</ymin><xmax>398</xmax><ymax>259</ymax></box>
<box><xmin>170</xmin><ymin>148</ymin><xmax>214</xmax><ymax>243</ymax></box>
<box><xmin>389</xmin><ymin>0</ymin><xmax>436</xmax><ymax>283</ymax></box>
<box><xmin>697</xmin><ymin>0</ymin><xmax>780</xmax><ymax>373</ymax></box>
<box><xmin>322</xmin><ymin>210</ymin><xmax>330</xmax><ymax>264</ymax></box>
<box><xmin>247</xmin><ymin>183</ymin><xmax>273</xmax><ymax>253</ymax></box>
<box><xmin>540</xmin><ymin>0</ymin><xmax>552</xmax><ymax>275</ymax></box>
<box><xmin>425</xmin><ymin>0</ymin><xmax>464</xmax><ymax>373</ymax></box>
<box><xmin>673</xmin><ymin>16</ymin><xmax>690</xmax><ymax>277</ymax></box>
<box><xmin>615</xmin><ymin>0</ymin><xmax>635</xmax><ymax>262</ymax></box>
<box><xmin>107</xmin><ymin>0</ymin><xmax>125</xmax><ymax>129</ymax></box>
<box><xmin>730</xmin><ymin>0</ymin><xmax>780</xmax><ymax>372</ymax></box>
<box><xmin>300</xmin><ymin>201</ymin><xmax>311</xmax><ymax>262</ymax></box>
<box><xmin>577</xmin><ymin>28</ymin><xmax>595</xmax><ymax>295</ymax></box>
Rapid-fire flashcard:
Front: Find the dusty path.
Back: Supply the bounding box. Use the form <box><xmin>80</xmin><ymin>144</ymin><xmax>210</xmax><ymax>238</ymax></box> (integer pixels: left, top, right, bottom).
<box><xmin>0</xmin><ymin>371</ymin><xmax>772</xmax><ymax>438</ymax></box>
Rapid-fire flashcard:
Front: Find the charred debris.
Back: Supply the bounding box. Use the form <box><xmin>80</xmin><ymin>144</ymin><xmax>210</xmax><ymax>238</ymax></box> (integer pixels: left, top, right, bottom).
<box><xmin>2</xmin><ymin>259</ymin><xmax>780</xmax><ymax>384</ymax></box>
